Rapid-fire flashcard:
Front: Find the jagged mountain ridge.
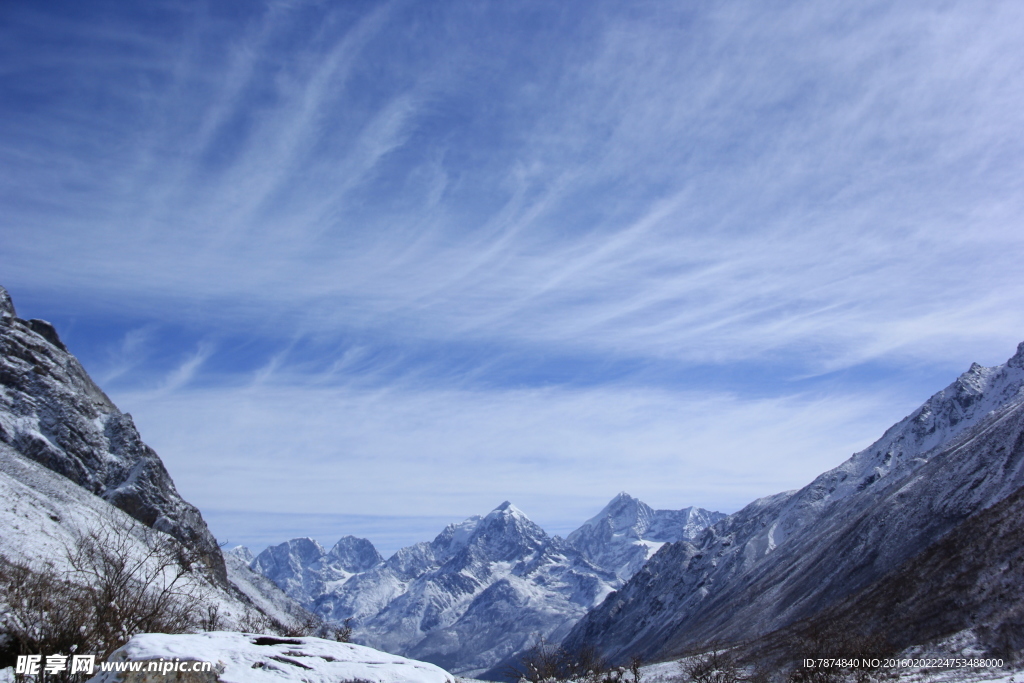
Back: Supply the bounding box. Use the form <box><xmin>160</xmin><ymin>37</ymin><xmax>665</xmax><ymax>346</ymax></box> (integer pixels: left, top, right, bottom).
<box><xmin>353</xmin><ymin>502</ymin><xmax>602</xmax><ymax>676</ymax></box>
<box><xmin>252</xmin><ymin>536</ymin><xmax>384</xmax><ymax>604</ymax></box>
<box><xmin>563</xmin><ymin>341</ymin><xmax>1024</xmax><ymax>663</ymax></box>
<box><xmin>250</xmin><ymin>495</ymin><xmax>723</xmax><ymax>676</ymax></box>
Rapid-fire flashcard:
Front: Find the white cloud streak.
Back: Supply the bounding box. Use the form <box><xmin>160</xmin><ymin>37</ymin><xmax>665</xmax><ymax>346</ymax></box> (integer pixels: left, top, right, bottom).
<box><xmin>159</xmin><ymin>342</ymin><xmax>215</xmax><ymax>394</ymax></box>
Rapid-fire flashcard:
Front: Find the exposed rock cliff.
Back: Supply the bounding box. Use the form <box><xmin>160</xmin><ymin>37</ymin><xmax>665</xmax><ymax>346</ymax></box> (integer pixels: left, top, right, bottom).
<box><xmin>0</xmin><ymin>285</ymin><xmax>225</xmax><ymax>581</ymax></box>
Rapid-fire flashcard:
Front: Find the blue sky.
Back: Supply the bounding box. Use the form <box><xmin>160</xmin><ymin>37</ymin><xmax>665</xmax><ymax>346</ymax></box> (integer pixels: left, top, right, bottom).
<box><xmin>3</xmin><ymin>0</ymin><xmax>1024</xmax><ymax>556</ymax></box>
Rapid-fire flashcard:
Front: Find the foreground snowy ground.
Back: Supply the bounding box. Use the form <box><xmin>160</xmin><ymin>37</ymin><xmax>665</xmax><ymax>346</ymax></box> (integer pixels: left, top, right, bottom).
<box><xmin>79</xmin><ymin>632</ymin><xmax>456</xmax><ymax>683</ymax></box>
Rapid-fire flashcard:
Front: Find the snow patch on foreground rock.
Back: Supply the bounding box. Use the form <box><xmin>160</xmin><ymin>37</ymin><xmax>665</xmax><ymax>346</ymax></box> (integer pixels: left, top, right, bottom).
<box><xmin>86</xmin><ymin>632</ymin><xmax>456</xmax><ymax>683</ymax></box>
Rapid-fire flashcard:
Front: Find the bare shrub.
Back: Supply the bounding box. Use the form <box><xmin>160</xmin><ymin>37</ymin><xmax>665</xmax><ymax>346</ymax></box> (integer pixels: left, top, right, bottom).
<box><xmin>0</xmin><ymin>513</ymin><xmax>208</xmax><ymax>677</ymax></box>
<box><xmin>567</xmin><ymin>644</ymin><xmax>611</xmax><ymax>682</ymax></box>
<box><xmin>628</xmin><ymin>655</ymin><xmax>643</xmax><ymax>683</ymax></box>
<box><xmin>504</xmin><ymin>636</ymin><xmax>566</xmax><ymax>682</ymax></box>
<box><xmin>237</xmin><ymin>608</ymin><xmax>276</xmax><ymax>634</ymax></box>
<box><xmin>503</xmin><ymin>638</ymin><xmax>639</xmax><ymax>683</ymax></box>
<box><xmin>197</xmin><ymin>604</ymin><xmax>223</xmax><ymax>632</ymax></box>
<box><xmin>0</xmin><ymin>554</ymin><xmax>94</xmax><ymax>677</ymax></box>
<box><xmin>328</xmin><ymin>617</ymin><xmax>354</xmax><ymax>643</ymax></box>
<box><xmin>270</xmin><ymin>608</ymin><xmax>351</xmax><ymax>642</ymax></box>
<box><xmin>744</xmin><ymin>665</ymin><xmax>772</xmax><ymax>683</ymax></box>
<box><xmin>63</xmin><ymin>516</ymin><xmax>202</xmax><ymax>658</ymax></box>
<box><xmin>679</xmin><ymin>648</ymin><xmax>743</xmax><ymax>683</ymax></box>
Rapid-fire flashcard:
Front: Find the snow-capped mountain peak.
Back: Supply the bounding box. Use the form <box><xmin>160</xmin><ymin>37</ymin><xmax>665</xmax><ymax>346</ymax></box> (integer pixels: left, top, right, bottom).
<box><xmin>566</xmin><ymin>493</ymin><xmax>725</xmax><ymax>581</ymax></box>
<box><xmin>470</xmin><ymin>501</ymin><xmax>547</xmax><ymax>560</ymax></box>
<box><xmin>812</xmin><ymin>343</ymin><xmax>1024</xmax><ymax>513</ymax></box>
<box><xmin>327</xmin><ymin>535</ymin><xmax>385</xmax><ymax>572</ymax></box>
<box><xmin>576</xmin><ymin>492</ymin><xmax>654</xmax><ymax>538</ymax></box>
<box><xmin>252</xmin><ymin>535</ymin><xmax>385</xmax><ymax>604</ymax></box>
<box><xmin>227</xmin><ymin>544</ymin><xmax>255</xmax><ymax>563</ymax></box>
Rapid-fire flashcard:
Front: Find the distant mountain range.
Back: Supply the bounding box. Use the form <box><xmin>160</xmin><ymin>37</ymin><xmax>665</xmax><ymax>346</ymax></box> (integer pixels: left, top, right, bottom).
<box><xmin>563</xmin><ymin>342</ymin><xmax>1024</xmax><ymax>669</ymax></box>
<box><xmin>246</xmin><ymin>495</ymin><xmax>724</xmax><ymax>676</ymax></box>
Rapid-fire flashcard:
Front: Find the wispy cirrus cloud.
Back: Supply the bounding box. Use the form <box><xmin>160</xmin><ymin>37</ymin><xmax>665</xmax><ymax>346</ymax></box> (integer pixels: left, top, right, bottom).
<box><xmin>5</xmin><ymin>1</ymin><xmax>1023</xmax><ymax>371</ymax></box>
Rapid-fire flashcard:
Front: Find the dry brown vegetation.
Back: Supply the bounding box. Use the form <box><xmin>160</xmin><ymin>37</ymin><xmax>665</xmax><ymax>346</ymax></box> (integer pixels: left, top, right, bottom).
<box><xmin>0</xmin><ymin>516</ymin><xmax>205</xmax><ymax>680</ymax></box>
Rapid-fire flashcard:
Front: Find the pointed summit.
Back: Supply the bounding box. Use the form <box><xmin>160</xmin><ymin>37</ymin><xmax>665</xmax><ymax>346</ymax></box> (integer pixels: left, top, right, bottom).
<box><xmin>327</xmin><ymin>536</ymin><xmax>384</xmax><ymax>573</ymax></box>
<box><xmin>489</xmin><ymin>500</ymin><xmax>527</xmax><ymax>518</ymax></box>
<box><xmin>576</xmin><ymin>492</ymin><xmax>652</xmax><ymax>536</ymax></box>
<box><xmin>607</xmin><ymin>491</ymin><xmax>640</xmax><ymax>509</ymax></box>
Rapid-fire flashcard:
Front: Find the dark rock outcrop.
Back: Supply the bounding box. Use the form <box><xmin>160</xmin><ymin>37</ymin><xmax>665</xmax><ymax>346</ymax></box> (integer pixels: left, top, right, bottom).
<box><xmin>0</xmin><ymin>285</ymin><xmax>226</xmax><ymax>582</ymax></box>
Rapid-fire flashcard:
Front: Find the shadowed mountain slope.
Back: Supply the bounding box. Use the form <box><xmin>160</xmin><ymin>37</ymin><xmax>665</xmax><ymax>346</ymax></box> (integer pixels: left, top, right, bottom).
<box><xmin>563</xmin><ymin>341</ymin><xmax>1024</xmax><ymax>664</ymax></box>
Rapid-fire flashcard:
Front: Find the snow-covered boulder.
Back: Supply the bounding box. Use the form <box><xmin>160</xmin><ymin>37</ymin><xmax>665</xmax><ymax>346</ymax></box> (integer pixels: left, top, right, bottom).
<box><xmin>86</xmin><ymin>632</ymin><xmax>456</xmax><ymax>683</ymax></box>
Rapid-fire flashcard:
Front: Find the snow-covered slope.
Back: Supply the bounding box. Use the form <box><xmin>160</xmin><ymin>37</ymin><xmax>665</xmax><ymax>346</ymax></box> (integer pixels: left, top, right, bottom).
<box><xmin>744</xmin><ymin>480</ymin><xmax>1024</xmax><ymax>670</ymax></box>
<box><xmin>223</xmin><ymin>551</ymin><xmax>315</xmax><ymax>632</ymax></box>
<box><xmin>0</xmin><ymin>437</ymin><xmax>309</xmax><ymax>634</ymax></box>
<box><xmin>564</xmin><ymin>342</ymin><xmax>1024</xmax><ymax>663</ymax></box>
<box><xmin>253</xmin><ymin>497</ymin><xmax>722</xmax><ymax>676</ymax></box>
<box><xmin>86</xmin><ymin>632</ymin><xmax>455</xmax><ymax>683</ymax></box>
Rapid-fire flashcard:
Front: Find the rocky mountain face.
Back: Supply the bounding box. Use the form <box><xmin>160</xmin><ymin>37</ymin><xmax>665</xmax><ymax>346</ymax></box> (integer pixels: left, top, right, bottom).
<box><xmin>250</xmin><ymin>496</ymin><xmax>723</xmax><ymax>677</ymax></box>
<box><xmin>0</xmin><ymin>285</ymin><xmax>316</xmax><ymax>634</ymax></box>
<box><xmin>563</xmin><ymin>341</ymin><xmax>1024</xmax><ymax>664</ymax></box>
<box><xmin>0</xmin><ymin>285</ymin><xmax>224</xmax><ymax>580</ymax></box>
